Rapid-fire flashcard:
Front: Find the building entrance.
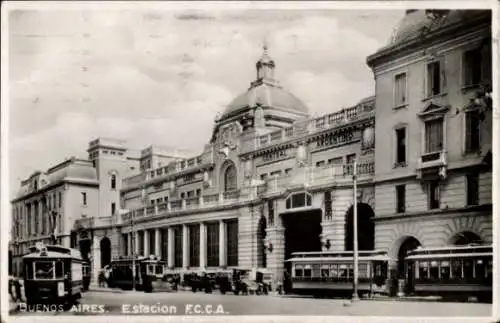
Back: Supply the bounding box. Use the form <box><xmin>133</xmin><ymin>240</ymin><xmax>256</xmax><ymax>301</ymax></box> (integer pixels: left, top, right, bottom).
<box><xmin>282</xmin><ymin>209</ymin><xmax>322</xmax><ymax>273</ymax></box>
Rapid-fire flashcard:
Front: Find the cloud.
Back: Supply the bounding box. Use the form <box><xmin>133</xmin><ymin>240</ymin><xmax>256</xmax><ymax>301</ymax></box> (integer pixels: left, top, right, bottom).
<box><xmin>7</xmin><ymin>9</ymin><xmax>403</xmax><ymax>195</ymax></box>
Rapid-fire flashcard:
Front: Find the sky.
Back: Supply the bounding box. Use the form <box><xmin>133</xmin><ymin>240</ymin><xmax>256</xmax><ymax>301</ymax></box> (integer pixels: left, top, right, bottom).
<box><xmin>7</xmin><ymin>7</ymin><xmax>404</xmax><ymax>195</ymax></box>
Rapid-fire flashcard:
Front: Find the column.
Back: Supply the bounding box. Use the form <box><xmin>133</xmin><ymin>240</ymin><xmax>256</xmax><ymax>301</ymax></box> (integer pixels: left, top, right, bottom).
<box><xmin>182</xmin><ymin>225</ymin><xmax>189</xmax><ymax>268</ymax></box>
<box><xmin>167</xmin><ymin>227</ymin><xmax>174</xmax><ymax>268</ymax></box>
<box><xmin>143</xmin><ymin>230</ymin><xmax>149</xmax><ymax>256</ymax></box>
<box><xmin>127</xmin><ymin>233</ymin><xmax>132</xmax><ymax>256</ymax></box>
<box><xmin>134</xmin><ymin>231</ymin><xmax>139</xmax><ymax>255</ymax></box>
<box><xmin>199</xmin><ymin>222</ymin><xmax>206</xmax><ymax>269</ymax></box>
<box><xmin>219</xmin><ymin>220</ymin><xmax>226</xmax><ymax>267</ymax></box>
<box><xmin>154</xmin><ymin>228</ymin><xmax>161</xmax><ymax>258</ymax></box>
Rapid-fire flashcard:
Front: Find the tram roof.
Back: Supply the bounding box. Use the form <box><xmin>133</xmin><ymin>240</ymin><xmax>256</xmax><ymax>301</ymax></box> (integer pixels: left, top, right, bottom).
<box><xmin>407</xmin><ymin>244</ymin><xmax>492</xmax><ymax>257</ymax></box>
<box><xmin>23</xmin><ymin>244</ymin><xmax>83</xmax><ymax>260</ymax></box>
<box><xmin>290</xmin><ymin>250</ymin><xmax>388</xmax><ymax>258</ymax></box>
<box><xmin>287</xmin><ymin>254</ymin><xmax>391</xmax><ymax>263</ymax></box>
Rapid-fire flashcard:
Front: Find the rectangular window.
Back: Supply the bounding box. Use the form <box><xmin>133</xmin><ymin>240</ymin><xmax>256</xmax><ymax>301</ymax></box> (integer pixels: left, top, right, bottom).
<box><xmin>345</xmin><ymin>154</ymin><xmax>356</xmax><ymax>175</ymax></box>
<box><xmin>324</xmin><ymin>191</ymin><xmax>332</xmax><ymax>220</ymax></box>
<box><xmin>58</xmin><ymin>192</ymin><xmax>62</xmax><ymax>208</ymax></box>
<box><xmin>206</xmin><ymin>222</ymin><xmax>220</xmax><ymax>267</ymax></box>
<box><xmin>465</xmin><ymin>111</ymin><xmax>481</xmax><ymax>153</ymax></box>
<box><xmin>138</xmin><ymin>231</ymin><xmax>144</xmax><ymax>255</ymax></box>
<box><xmin>189</xmin><ymin>225</ymin><xmax>200</xmax><ymax>267</ymax></box>
<box><xmin>180</xmin><ymin>192</ymin><xmax>185</xmax><ymax>199</ymax></box>
<box><xmin>396</xmin><ymin>185</ymin><xmax>406</xmax><ymax>213</ymax></box>
<box><xmin>148</xmin><ymin>229</ymin><xmax>155</xmax><ymax>256</ymax></box>
<box><xmin>394</xmin><ymin>72</ymin><xmax>407</xmax><ymax>106</ymax></box>
<box><xmin>196</xmin><ymin>189</ymin><xmax>201</xmax><ymax>196</ymax></box>
<box><xmin>81</xmin><ymin>192</ymin><xmax>87</xmax><ymax>206</ymax></box>
<box><xmin>427</xmin><ymin>61</ymin><xmax>442</xmax><ymax>96</ymax></box>
<box><xmin>425</xmin><ymin>119</ymin><xmax>443</xmax><ymax>153</ymax></box>
<box><xmin>328</xmin><ymin>157</ymin><xmax>343</xmax><ymax>165</ymax></box>
<box><xmin>111</xmin><ymin>203</ymin><xmax>116</xmax><ymax>216</ymax></box>
<box><xmin>270</xmin><ymin>170</ymin><xmax>281</xmax><ymax>177</ymax></box>
<box><xmin>260</xmin><ymin>174</ymin><xmax>268</xmax><ymax>180</ymax></box>
<box><xmin>174</xmin><ymin>226</ymin><xmax>183</xmax><ymax>268</ymax></box>
<box><xmin>187</xmin><ymin>191</ymin><xmax>194</xmax><ymax>198</ymax></box>
<box><xmin>395</xmin><ymin>127</ymin><xmax>407</xmax><ymax>164</ymax></box>
<box><xmin>463</xmin><ymin>48</ymin><xmax>482</xmax><ymax>87</ymax></box>
<box><xmin>428</xmin><ymin>180</ymin><xmax>440</xmax><ymax>210</ymax></box>
<box><xmin>284</xmin><ymin>168</ymin><xmax>293</xmax><ymax>175</ymax></box>
<box><xmin>315</xmin><ymin>161</ymin><xmax>325</xmax><ymax>167</ymax></box>
<box><xmin>161</xmin><ymin>228</ymin><xmax>168</xmax><ymax>262</ymax></box>
<box><xmin>226</xmin><ymin>219</ymin><xmax>239</xmax><ymax>267</ymax></box>
<box><xmin>466</xmin><ymin>173</ymin><xmax>479</xmax><ymax>206</ymax></box>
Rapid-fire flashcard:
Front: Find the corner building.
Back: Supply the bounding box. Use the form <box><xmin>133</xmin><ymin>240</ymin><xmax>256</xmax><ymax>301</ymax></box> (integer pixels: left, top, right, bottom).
<box><xmin>111</xmin><ymin>47</ymin><xmax>377</xmax><ymax>283</ymax></box>
<box><xmin>366</xmin><ymin>10</ymin><xmax>493</xmax><ymax>279</ymax></box>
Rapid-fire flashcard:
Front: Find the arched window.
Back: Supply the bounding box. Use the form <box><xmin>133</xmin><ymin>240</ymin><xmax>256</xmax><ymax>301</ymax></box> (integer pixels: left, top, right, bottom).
<box><xmin>224</xmin><ymin>164</ymin><xmax>237</xmax><ymax>192</ymax></box>
<box><xmin>285</xmin><ymin>192</ymin><xmax>312</xmax><ymax>209</ymax></box>
<box><xmin>111</xmin><ymin>174</ymin><xmax>116</xmax><ymax>190</ymax></box>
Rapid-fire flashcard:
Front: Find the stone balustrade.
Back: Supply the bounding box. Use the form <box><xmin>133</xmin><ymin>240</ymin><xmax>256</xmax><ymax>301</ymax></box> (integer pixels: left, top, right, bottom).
<box><xmin>121</xmin><ymin>160</ymin><xmax>374</xmax><ymax>223</ymax></box>
<box><xmin>241</xmin><ymin>104</ymin><xmax>375</xmax><ymax>153</ymax></box>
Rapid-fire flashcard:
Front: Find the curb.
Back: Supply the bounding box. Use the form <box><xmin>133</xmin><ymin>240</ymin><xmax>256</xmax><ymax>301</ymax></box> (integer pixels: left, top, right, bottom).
<box><xmin>362</xmin><ymin>297</ymin><xmax>443</xmax><ymax>303</ymax></box>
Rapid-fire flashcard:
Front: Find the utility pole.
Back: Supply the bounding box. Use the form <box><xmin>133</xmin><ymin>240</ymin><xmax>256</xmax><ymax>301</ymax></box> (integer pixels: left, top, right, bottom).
<box><xmin>131</xmin><ymin>210</ymin><xmax>136</xmax><ymax>291</ymax></box>
<box><xmin>352</xmin><ymin>160</ymin><xmax>359</xmax><ymax>302</ymax></box>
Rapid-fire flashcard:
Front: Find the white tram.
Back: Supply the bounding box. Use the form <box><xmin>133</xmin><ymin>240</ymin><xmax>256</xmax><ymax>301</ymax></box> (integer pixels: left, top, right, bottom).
<box><xmin>404</xmin><ymin>244</ymin><xmax>493</xmax><ymax>302</ymax></box>
<box><xmin>288</xmin><ymin>250</ymin><xmax>390</xmax><ymax>297</ymax></box>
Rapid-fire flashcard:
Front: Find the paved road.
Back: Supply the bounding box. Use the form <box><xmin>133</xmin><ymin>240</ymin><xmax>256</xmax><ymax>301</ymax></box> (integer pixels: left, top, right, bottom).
<box><xmin>12</xmin><ymin>290</ymin><xmax>492</xmax><ymax>317</ymax></box>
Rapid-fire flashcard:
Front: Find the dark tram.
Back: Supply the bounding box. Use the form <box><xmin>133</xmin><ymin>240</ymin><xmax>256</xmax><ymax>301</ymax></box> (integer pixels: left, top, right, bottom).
<box><xmin>404</xmin><ymin>244</ymin><xmax>493</xmax><ymax>302</ymax></box>
<box><xmin>22</xmin><ymin>243</ymin><xmax>85</xmax><ymax>307</ymax></box>
<box><xmin>288</xmin><ymin>250</ymin><xmax>389</xmax><ymax>297</ymax></box>
<box><xmin>107</xmin><ymin>255</ymin><xmax>171</xmax><ymax>292</ymax></box>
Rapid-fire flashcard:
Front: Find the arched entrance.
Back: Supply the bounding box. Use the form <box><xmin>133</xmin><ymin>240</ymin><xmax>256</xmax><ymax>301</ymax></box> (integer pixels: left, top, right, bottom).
<box><xmin>282</xmin><ymin>208</ymin><xmax>323</xmax><ymax>273</ymax></box>
<box><xmin>100</xmin><ymin>237</ymin><xmax>111</xmax><ymax>268</ymax></box>
<box><xmin>257</xmin><ymin>216</ymin><xmax>267</xmax><ymax>268</ymax></box>
<box><xmin>450</xmin><ymin>231</ymin><xmax>483</xmax><ymax>245</ymax></box>
<box><xmin>78</xmin><ymin>229</ymin><xmax>92</xmax><ymax>262</ymax></box>
<box><xmin>344</xmin><ymin>203</ymin><xmax>375</xmax><ymax>251</ymax></box>
<box><xmin>396</xmin><ymin>236</ymin><xmax>422</xmax><ymax>279</ymax></box>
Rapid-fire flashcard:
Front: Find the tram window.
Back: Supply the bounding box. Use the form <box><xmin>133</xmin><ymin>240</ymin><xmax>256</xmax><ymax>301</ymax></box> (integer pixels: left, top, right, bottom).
<box><xmin>34</xmin><ymin>261</ymin><xmax>55</xmax><ymax>279</ymax></box>
<box><xmin>294</xmin><ymin>267</ymin><xmax>303</xmax><ymax>277</ymax></box>
<box><xmin>25</xmin><ymin>263</ymin><xmax>34</xmax><ymax>279</ymax></box>
<box><xmin>348</xmin><ymin>265</ymin><xmax>354</xmax><ymax>279</ymax></box>
<box><xmin>419</xmin><ymin>261</ymin><xmax>429</xmax><ymax>279</ymax></box>
<box><xmin>329</xmin><ymin>264</ymin><xmax>338</xmax><ymax>278</ymax></box>
<box><xmin>156</xmin><ymin>265</ymin><xmax>164</xmax><ymax>275</ymax></box>
<box><xmin>339</xmin><ymin>264</ymin><xmax>348</xmax><ymax>278</ymax></box>
<box><xmin>358</xmin><ymin>263</ymin><xmax>368</xmax><ymax>278</ymax></box>
<box><xmin>321</xmin><ymin>266</ymin><xmax>329</xmax><ymax>277</ymax></box>
<box><xmin>312</xmin><ymin>264</ymin><xmax>321</xmax><ymax>277</ymax></box>
<box><xmin>463</xmin><ymin>259</ymin><xmax>474</xmax><ymax>280</ymax></box>
<box><xmin>429</xmin><ymin>261</ymin><xmax>439</xmax><ymax>279</ymax></box>
<box><xmin>451</xmin><ymin>260</ymin><xmax>462</xmax><ymax>279</ymax></box>
<box><xmin>303</xmin><ymin>268</ymin><xmax>312</xmax><ymax>277</ymax></box>
<box><xmin>147</xmin><ymin>265</ymin><xmax>155</xmax><ymax>275</ymax></box>
<box><xmin>486</xmin><ymin>260</ymin><xmax>493</xmax><ymax>278</ymax></box>
<box><xmin>475</xmin><ymin>259</ymin><xmax>486</xmax><ymax>278</ymax></box>
<box><xmin>440</xmin><ymin>261</ymin><xmax>450</xmax><ymax>280</ymax></box>
<box><xmin>55</xmin><ymin>261</ymin><xmax>64</xmax><ymax>278</ymax></box>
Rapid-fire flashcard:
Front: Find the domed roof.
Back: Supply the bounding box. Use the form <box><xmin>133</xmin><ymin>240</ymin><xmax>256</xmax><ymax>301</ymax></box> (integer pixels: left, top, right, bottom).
<box><xmin>221</xmin><ymin>46</ymin><xmax>309</xmax><ymax>119</ymax></box>
<box><xmin>388</xmin><ymin>10</ymin><xmax>488</xmax><ymax>47</ymax></box>
<box><xmin>223</xmin><ymin>83</ymin><xmax>308</xmax><ymax>117</ymax></box>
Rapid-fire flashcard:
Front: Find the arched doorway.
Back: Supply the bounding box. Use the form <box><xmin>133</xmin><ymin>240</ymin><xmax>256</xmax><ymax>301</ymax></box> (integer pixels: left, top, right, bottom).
<box><xmin>396</xmin><ymin>236</ymin><xmax>422</xmax><ymax>279</ymax></box>
<box><xmin>450</xmin><ymin>231</ymin><xmax>483</xmax><ymax>245</ymax></box>
<box><xmin>223</xmin><ymin>162</ymin><xmax>238</xmax><ymax>192</ymax></box>
<box><xmin>100</xmin><ymin>237</ymin><xmax>111</xmax><ymax>268</ymax></box>
<box><xmin>257</xmin><ymin>216</ymin><xmax>267</xmax><ymax>268</ymax></box>
<box><xmin>344</xmin><ymin>203</ymin><xmax>375</xmax><ymax>251</ymax></box>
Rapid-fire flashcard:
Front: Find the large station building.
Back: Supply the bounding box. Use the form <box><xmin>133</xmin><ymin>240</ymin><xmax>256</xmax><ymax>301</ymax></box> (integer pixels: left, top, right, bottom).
<box><xmin>9</xmin><ymin>10</ymin><xmax>492</xmax><ymax>286</ymax></box>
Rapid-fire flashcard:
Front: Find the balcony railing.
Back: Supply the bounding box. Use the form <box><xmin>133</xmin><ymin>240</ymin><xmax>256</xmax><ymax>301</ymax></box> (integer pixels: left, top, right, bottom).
<box><xmin>122</xmin><ymin>151</ymin><xmax>214</xmax><ymax>189</ymax></box>
<box><xmin>242</xmin><ymin>104</ymin><xmax>374</xmax><ymax>153</ymax></box>
<box><xmin>266</xmin><ymin>161</ymin><xmax>374</xmax><ymax>193</ymax></box>
<box><xmin>121</xmin><ymin>160</ymin><xmax>375</xmax><ymax>223</ymax></box>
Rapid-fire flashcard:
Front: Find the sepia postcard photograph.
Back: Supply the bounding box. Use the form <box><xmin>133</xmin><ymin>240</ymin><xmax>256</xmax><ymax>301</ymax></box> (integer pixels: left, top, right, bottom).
<box><xmin>1</xmin><ymin>1</ymin><xmax>499</xmax><ymax>322</ymax></box>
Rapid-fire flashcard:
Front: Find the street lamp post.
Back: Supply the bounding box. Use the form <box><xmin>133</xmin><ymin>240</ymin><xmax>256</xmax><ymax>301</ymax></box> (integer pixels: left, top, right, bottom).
<box><xmin>351</xmin><ymin>161</ymin><xmax>360</xmax><ymax>302</ymax></box>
